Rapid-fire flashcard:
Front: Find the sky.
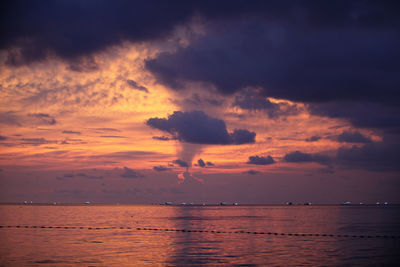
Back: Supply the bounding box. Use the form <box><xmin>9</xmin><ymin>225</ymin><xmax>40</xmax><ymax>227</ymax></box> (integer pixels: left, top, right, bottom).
<box><xmin>0</xmin><ymin>0</ymin><xmax>399</xmax><ymax>204</ymax></box>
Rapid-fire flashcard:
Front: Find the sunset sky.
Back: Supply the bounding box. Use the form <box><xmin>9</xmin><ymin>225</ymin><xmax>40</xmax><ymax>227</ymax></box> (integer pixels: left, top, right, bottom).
<box><xmin>0</xmin><ymin>0</ymin><xmax>399</xmax><ymax>204</ymax></box>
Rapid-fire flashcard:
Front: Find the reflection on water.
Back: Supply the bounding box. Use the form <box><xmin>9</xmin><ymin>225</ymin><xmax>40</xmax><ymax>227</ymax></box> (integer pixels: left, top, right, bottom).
<box><xmin>0</xmin><ymin>205</ymin><xmax>399</xmax><ymax>266</ymax></box>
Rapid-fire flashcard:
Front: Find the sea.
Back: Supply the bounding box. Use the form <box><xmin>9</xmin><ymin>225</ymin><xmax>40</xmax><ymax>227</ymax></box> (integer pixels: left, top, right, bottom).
<box><xmin>0</xmin><ymin>204</ymin><xmax>399</xmax><ymax>266</ymax></box>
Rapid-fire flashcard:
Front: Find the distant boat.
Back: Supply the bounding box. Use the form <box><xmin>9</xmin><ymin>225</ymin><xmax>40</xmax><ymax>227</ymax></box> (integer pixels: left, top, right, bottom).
<box><xmin>220</xmin><ymin>202</ymin><xmax>227</xmax><ymax>206</ymax></box>
<box><xmin>342</xmin><ymin>201</ymin><xmax>351</xmax><ymax>205</ymax></box>
<box><xmin>165</xmin><ymin>201</ymin><xmax>172</xmax><ymax>205</ymax></box>
<box><xmin>303</xmin><ymin>202</ymin><xmax>311</xmax><ymax>205</ymax></box>
<box><xmin>233</xmin><ymin>203</ymin><xmax>238</xmax><ymax>206</ymax></box>
<box><xmin>85</xmin><ymin>201</ymin><xmax>90</xmax><ymax>205</ymax></box>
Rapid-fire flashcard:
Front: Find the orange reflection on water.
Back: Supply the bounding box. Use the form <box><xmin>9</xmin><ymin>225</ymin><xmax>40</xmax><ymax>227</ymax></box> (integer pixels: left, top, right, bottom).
<box><xmin>0</xmin><ymin>205</ymin><xmax>398</xmax><ymax>266</ymax></box>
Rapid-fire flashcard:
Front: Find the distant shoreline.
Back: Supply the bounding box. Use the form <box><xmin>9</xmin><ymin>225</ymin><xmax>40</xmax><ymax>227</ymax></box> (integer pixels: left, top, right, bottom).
<box><xmin>0</xmin><ymin>203</ymin><xmax>399</xmax><ymax>207</ymax></box>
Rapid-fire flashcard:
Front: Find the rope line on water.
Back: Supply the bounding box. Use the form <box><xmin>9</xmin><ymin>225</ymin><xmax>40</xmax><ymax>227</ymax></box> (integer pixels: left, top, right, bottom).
<box><xmin>0</xmin><ymin>225</ymin><xmax>399</xmax><ymax>239</ymax></box>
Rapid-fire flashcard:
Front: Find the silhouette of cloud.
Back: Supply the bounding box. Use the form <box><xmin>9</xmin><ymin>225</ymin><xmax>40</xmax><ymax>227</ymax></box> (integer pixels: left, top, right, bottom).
<box><xmin>28</xmin><ymin>113</ymin><xmax>56</xmax><ymax>125</ymax></box>
<box><xmin>244</xmin><ymin>169</ymin><xmax>260</xmax><ymax>175</ymax></box>
<box><xmin>247</xmin><ymin>155</ymin><xmax>275</xmax><ymax>165</ymax></box>
<box><xmin>62</xmin><ymin>130</ymin><xmax>81</xmax><ymax>135</ymax></box>
<box><xmin>19</xmin><ymin>137</ymin><xmax>57</xmax><ymax>146</ymax></box>
<box><xmin>152</xmin><ymin>136</ymin><xmax>175</xmax><ymax>141</ymax></box>
<box><xmin>337</xmin><ymin>131</ymin><xmax>372</xmax><ymax>143</ymax></box>
<box><xmin>153</xmin><ymin>165</ymin><xmax>170</xmax><ymax>172</ymax></box>
<box><xmin>121</xmin><ymin>167</ymin><xmax>144</xmax><ymax>178</ymax></box>
<box><xmin>127</xmin><ymin>80</ymin><xmax>149</xmax><ymax>93</ymax></box>
<box><xmin>173</xmin><ymin>159</ymin><xmax>189</xmax><ymax>168</ymax></box>
<box><xmin>305</xmin><ymin>136</ymin><xmax>321</xmax><ymax>142</ymax></box>
<box><xmin>146</xmin><ymin>110</ymin><xmax>255</xmax><ymax>145</ymax></box>
<box><xmin>233</xmin><ymin>89</ymin><xmax>300</xmax><ymax>118</ymax></box>
<box><xmin>336</xmin><ymin>143</ymin><xmax>400</xmax><ymax>172</ymax></box>
<box><xmin>197</xmin><ymin>159</ymin><xmax>206</xmax><ymax>167</ymax></box>
<box><xmin>284</xmin><ymin>151</ymin><xmax>331</xmax><ymax>166</ymax></box>
<box><xmin>99</xmin><ymin>135</ymin><xmax>126</xmax><ymax>138</ymax></box>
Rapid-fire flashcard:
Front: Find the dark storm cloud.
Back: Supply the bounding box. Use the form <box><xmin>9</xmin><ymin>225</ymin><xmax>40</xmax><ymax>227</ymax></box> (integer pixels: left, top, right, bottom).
<box><xmin>336</xmin><ymin>143</ymin><xmax>400</xmax><ymax>172</ymax></box>
<box><xmin>233</xmin><ymin>89</ymin><xmax>300</xmax><ymax>118</ymax></box>
<box><xmin>0</xmin><ymin>136</ymin><xmax>7</xmax><ymax>141</ymax></box>
<box><xmin>144</xmin><ymin>1</ymin><xmax>400</xmax><ymax>132</ymax></box>
<box><xmin>247</xmin><ymin>155</ymin><xmax>275</xmax><ymax>165</ymax></box>
<box><xmin>146</xmin><ymin>3</ymin><xmax>400</xmax><ymax>104</ymax></box>
<box><xmin>1</xmin><ymin>0</ymin><xmax>288</xmax><ymax>65</ymax></box>
<box><xmin>173</xmin><ymin>159</ymin><xmax>189</xmax><ymax>168</ymax></box>
<box><xmin>4</xmin><ymin>0</ymin><xmax>398</xmax><ymax>67</ymax></box>
<box><xmin>146</xmin><ymin>110</ymin><xmax>255</xmax><ymax>145</ymax></box>
<box><xmin>337</xmin><ymin>131</ymin><xmax>372</xmax><ymax>143</ymax></box>
<box><xmin>310</xmin><ymin>102</ymin><xmax>400</xmax><ymax>132</ymax></box>
<box><xmin>1</xmin><ymin>0</ymin><xmax>192</xmax><ymax>65</ymax></box>
<box><xmin>121</xmin><ymin>167</ymin><xmax>144</xmax><ymax>178</ymax></box>
<box><xmin>284</xmin><ymin>151</ymin><xmax>331</xmax><ymax>166</ymax></box>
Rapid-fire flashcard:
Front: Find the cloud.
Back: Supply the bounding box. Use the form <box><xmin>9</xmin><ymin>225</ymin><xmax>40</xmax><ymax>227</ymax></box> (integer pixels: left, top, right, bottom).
<box><xmin>244</xmin><ymin>170</ymin><xmax>260</xmax><ymax>175</ymax></box>
<box><xmin>144</xmin><ymin>3</ymin><xmax>400</xmax><ymax>132</ymax></box>
<box><xmin>0</xmin><ymin>136</ymin><xmax>7</xmax><ymax>141</ymax></box>
<box><xmin>152</xmin><ymin>136</ymin><xmax>175</xmax><ymax>141</ymax></box>
<box><xmin>336</xmin><ymin>143</ymin><xmax>400</xmax><ymax>172</ymax></box>
<box><xmin>0</xmin><ymin>111</ymin><xmax>21</xmax><ymax>126</ymax></box>
<box><xmin>92</xmin><ymin>128</ymin><xmax>121</xmax><ymax>132</ymax></box>
<box><xmin>153</xmin><ymin>165</ymin><xmax>170</xmax><ymax>172</ymax></box>
<box><xmin>247</xmin><ymin>155</ymin><xmax>275</xmax><ymax>165</ymax></box>
<box><xmin>28</xmin><ymin>113</ymin><xmax>56</xmax><ymax>125</ymax></box>
<box><xmin>127</xmin><ymin>80</ymin><xmax>149</xmax><ymax>93</ymax></box>
<box><xmin>337</xmin><ymin>131</ymin><xmax>372</xmax><ymax>143</ymax></box>
<box><xmin>310</xmin><ymin>102</ymin><xmax>400</xmax><ymax>132</ymax></box>
<box><xmin>233</xmin><ymin>88</ymin><xmax>300</xmax><ymax>118</ymax></box>
<box><xmin>121</xmin><ymin>167</ymin><xmax>144</xmax><ymax>178</ymax></box>
<box><xmin>146</xmin><ymin>110</ymin><xmax>255</xmax><ymax>145</ymax></box>
<box><xmin>62</xmin><ymin>130</ymin><xmax>81</xmax><ymax>135</ymax></box>
<box><xmin>197</xmin><ymin>159</ymin><xmax>206</xmax><ymax>167</ymax></box>
<box><xmin>284</xmin><ymin>151</ymin><xmax>331</xmax><ymax>166</ymax></box>
<box><xmin>173</xmin><ymin>159</ymin><xmax>189</xmax><ymax>168</ymax></box>
<box><xmin>147</xmin><ymin>12</ymin><xmax>400</xmax><ymax>104</ymax></box>
<box><xmin>61</xmin><ymin>138</ymin><xmax>86</xmax><ymax>145</ymax></box>
<box><xmin>305</xmin><ymin>136</ymin><xmax>321</xmax><ymax>142</ymax></box>
<box><xmin>19</xmin><ymin>137</ymin><xmax>57</xmax><ymax>146</ymax></box>
<box><xmin>76</xmin><ymin>173</ymin><xmax>104</xmax><ymax>179</ymax></box>
<box><xmin>56</xmin><ymin>173</ymin><xmax>75</xmax><ymax>180</ymax></box>
<box><xmin>90</xmin><ymin>150</ymin><xmax>167</xmax><ymax>160</ymax></box>
<box><xmin>99</xmin><ymin>135</ymin><xmax>126</xmax><ymax>138</ymax></box>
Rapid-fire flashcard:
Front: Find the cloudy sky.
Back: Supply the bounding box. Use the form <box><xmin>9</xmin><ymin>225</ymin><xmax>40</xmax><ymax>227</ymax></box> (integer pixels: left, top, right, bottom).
<box><xmin>0</xmin><ymin>0</ymin><xmax>399</xmax><ymax>204</ymax></box>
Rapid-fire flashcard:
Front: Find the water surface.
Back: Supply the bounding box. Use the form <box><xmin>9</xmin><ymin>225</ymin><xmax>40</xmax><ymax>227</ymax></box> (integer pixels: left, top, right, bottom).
<box><xmin>0</xmin><ymin>205</ymin><xmax>399</xmax><ymax>266</ymax></box>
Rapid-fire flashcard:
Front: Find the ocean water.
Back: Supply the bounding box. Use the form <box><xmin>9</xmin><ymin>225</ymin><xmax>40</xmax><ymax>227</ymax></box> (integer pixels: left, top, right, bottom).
<box><xmin>0</xmin><ymin>205</ymin><xmax>399</xmax><ymax>266</ymax></box>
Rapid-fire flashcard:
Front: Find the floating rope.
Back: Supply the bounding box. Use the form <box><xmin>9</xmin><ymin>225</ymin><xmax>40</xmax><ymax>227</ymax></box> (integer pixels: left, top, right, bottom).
<box><xmin>0</xmin><ymin>225</ymin><xmax>399</xmax><ymax>239</ymax></box>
